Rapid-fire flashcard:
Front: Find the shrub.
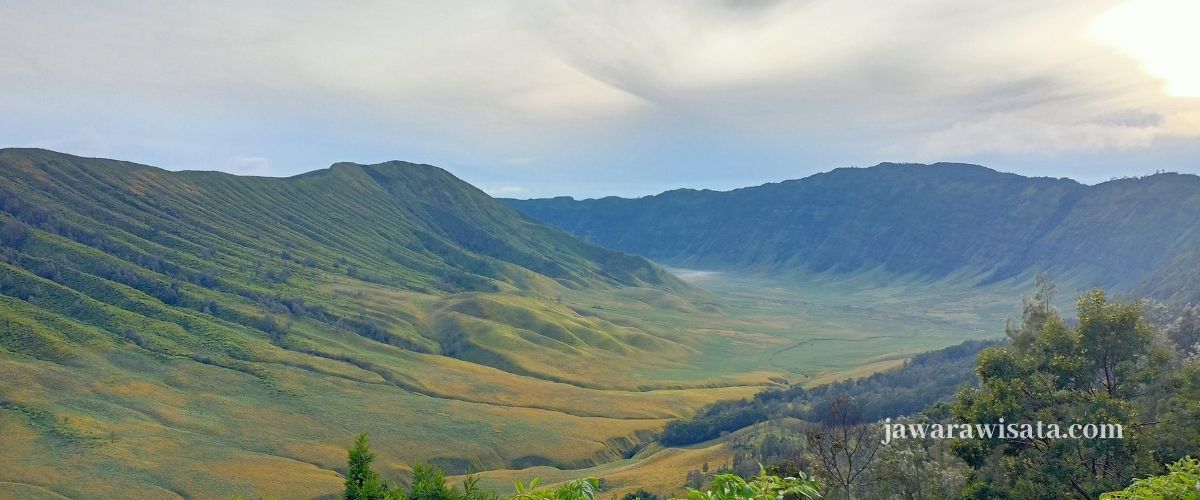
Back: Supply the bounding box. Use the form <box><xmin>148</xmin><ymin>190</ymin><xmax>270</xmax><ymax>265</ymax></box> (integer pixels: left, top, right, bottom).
<box><xmin>683</xmin><ymin>468</ymin><xmax>821</xmax><ymax>500</ymax></box>
<box><xmin>1101</xmin><ymin>457</ymin><xmax>1200</xmax><ymax>499</ymax></box>
<box><xmin>511</xmin><ymin>478</ymin><xmax>599</xmax><ymax>500</ymax></box>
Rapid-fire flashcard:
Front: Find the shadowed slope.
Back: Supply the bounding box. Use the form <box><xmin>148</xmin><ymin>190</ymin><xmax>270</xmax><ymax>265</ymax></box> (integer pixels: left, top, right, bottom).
<box><xmin>506</xmin><ymin>163</ymin><xmax>1200</xmax><ymax>300</ymax></box>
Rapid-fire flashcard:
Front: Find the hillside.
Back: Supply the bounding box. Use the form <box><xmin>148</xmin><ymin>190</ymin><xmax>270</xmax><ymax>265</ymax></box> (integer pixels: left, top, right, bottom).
<box><xmin>0</xmin><ymin>149</ymin><xmax>771</xmax><ymax>498</ymax></box>
<box><xmin>0</xmin><ymin>148</ymin><xmax>693</xmax><ymax>369</ymax></box>
<box><xmin>505</xmin><ymin>163</ymin><xmax>1200</xmax><ymax>302</ymax></box>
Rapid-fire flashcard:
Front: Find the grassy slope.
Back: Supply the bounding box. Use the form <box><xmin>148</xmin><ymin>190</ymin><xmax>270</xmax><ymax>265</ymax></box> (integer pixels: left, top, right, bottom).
<box><xmin>0</xmin><ymin>149</ymin><xmax>748</xmax><ymax>498</ymax></box>
<box><xmin>0</xmin><ymin>150</ymin><xmax>1019</xmax><ymax>498</ymax></box>
<box><xmin>451</xmin><ymin>434</ymin><xmax>740</xmax><ymax>500</ymax></box>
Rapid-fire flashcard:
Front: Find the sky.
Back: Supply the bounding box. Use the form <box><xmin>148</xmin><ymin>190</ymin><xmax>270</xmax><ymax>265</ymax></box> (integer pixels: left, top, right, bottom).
<box><xmin>2</xmin><ymin>0</ymin><xmax>1199</xmax><ymax>199</ymax></box>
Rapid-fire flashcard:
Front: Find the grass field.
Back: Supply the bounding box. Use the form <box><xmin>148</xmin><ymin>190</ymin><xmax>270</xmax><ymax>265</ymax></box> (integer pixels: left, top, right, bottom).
<box><xmin>452</xmin><ymin>269</ymin><xmax>1034</xmax><ymax>499</ymax></box>
<box><xmin>1</xmin><ymin>266</ymin><xmax>1032</xmax><ymax>499</ymax></box>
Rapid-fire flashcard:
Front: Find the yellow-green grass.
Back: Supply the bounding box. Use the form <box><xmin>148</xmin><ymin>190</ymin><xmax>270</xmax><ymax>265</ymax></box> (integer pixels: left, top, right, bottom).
<box><xmin>1</xmin><ymin>346</ymin><xmax>686</xmax><ymax>499</ymax></box>
<box><xmin>446</xmin><ymin>422</ymin><xmax>795</xmax><ymax>499</ymax></box>
<box><xmin>1</xmin><ymin>269</ymin><xmax>1023</xmax><ymax>498</ymax></box>
<box><xmin>553</xmin><ymin>268</ymin><xmax>1024</xmax><ymax>387</ymax></box>
<box><xmin>449</xmin><ymin>438</ymin><xmax>737</xmax><ymax>500</ymax></box>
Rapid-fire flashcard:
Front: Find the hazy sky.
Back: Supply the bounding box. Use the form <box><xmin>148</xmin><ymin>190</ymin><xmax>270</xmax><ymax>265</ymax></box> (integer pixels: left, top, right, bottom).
<box><xmin>2</xmin><ymin>0</ymin><xmax>1199</xmax><ymax>198</ymax></box>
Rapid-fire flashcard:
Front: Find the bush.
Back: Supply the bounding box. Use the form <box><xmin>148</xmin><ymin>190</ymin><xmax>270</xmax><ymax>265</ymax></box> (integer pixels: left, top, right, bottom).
<box><xmin>684</xmin><ymin>468</ymin><xmax>821</xmax><ymax>500</ymax></box>
<box><xmin>622</xmin><ymin>489</ymin><xmax>659</xmax><ymax>500</ymax></box>
<box><xmin>1101</xmin><ymin>457</ymin><xmax>1200</xmax><ymax>499</ymax></box>
<box><xmin>511</xmin><ymin>478</ymin><xmax>599</xmax><ymax>500</ymax></box>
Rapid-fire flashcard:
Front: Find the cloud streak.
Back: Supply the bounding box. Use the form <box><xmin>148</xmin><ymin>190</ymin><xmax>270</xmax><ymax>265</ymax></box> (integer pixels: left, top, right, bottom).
<box><xmin>0</xmin><ymin>0</ymin><xmax>1197</xmax><ymax>196</ymax></box>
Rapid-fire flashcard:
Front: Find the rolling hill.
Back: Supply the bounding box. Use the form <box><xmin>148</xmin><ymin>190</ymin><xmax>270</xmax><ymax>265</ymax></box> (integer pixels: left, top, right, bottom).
<box><xmin>505</xmin><ymin>163</ymin><xmax>1200</xmax><ymax>303</ymax></box>
<box><xmin>0</xmin><ymin>148</ymin><xmax>771</xmax><ymax>498</ymax></box>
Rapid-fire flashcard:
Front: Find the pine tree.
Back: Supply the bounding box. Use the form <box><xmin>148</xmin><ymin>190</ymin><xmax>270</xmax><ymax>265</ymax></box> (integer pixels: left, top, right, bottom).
<box><xmin>343</xmin><ymin>433</ymin><xmax>396</xmax><ymax>500</ymax></box>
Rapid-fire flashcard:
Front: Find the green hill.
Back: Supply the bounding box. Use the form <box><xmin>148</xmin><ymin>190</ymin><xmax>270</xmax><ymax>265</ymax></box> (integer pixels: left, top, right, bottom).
<box><xmin>0</xmin><ymin>148</ymin><xmax>763</xmax><ymax>498</ymax></box>
<box><xmin>505</xmin><ymin>163</ymin><xmax>1200</xmax><ymax>302</ymax></box>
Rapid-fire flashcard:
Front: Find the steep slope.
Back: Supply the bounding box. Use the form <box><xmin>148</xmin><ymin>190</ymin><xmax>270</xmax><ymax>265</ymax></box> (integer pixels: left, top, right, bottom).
<box><xmin>0</xmin><ymin>148</ymin><xmax>692</xmax><ymax>368</ymax></box>
<box><xmin>0</xmin><ymin>148</ymin><xmax>762</xmax><ymax>498</ymax></box>
<box><xmin>505</xmin><ymin>163</ymin><xmax>1200</xmax><ymax>299</ymax></box>
<box><xmin>0</xmin><ymin>148</ymin><xmax>675</xmax><ymax>293</ymax></box>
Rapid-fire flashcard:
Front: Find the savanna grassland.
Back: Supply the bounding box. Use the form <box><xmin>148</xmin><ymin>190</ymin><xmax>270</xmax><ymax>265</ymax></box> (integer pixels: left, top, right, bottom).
<box><xmin>0</xmin><ymin>149</ymin><xmax>1024</xmax><ymax>499</ymax></box>
<box><xmin>451</xmin><ymin>271</ymin><xmax>1038</xmax><ymax>499</ymax></box>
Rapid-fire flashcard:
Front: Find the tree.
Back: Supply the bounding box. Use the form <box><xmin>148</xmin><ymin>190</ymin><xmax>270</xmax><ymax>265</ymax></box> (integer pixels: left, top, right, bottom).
<box><xmin>951</xmin><ymin>286</ymin><xmax>1168</xmax><ymax>499</ymax></box>
<box><xmin>1164</xmin><ymin>304</ymin><xmax>1200</xmax><ymax>356</ymax></box>
<box><xmin>405</xmin><ymin>463</ymin><xmax>497</xmax><ymax>500</ymax></box>
<box><xmin>806</xmin><ymin>396</ymin><xmax>881</xmax><ymax>499</ymax></box>
<box><xmin>1005</xmin><ymin>272</ymin><xmax>1057</xmax><ymax>351</ymax></box>
<box><xmin>861</xmin><ymin>417</ymin><xmax>969</xmax><ymax>500</ymax></box>
<box><xmin>342</xmin><ymin>434</ymin><xmax>497</xmax><ymax>500</ymax></box>
<box><xmin>408</xmin><ymin>463</ymin><xmax>453</xmax><ymax>500</ymax></box>
<box><xmin>1152</xmin><ymin>360</ymin><xmax>1200</xmax><ymax>466</ymax></box>
<box><xmin>0</xmin><ymin>220</ymin><xmax>30</xmax><ymax>247</ymax></box>
<box><xmin>343</xmin><ymin>433</ymin><xmax>400</xmax><ymax>500</ymax></box>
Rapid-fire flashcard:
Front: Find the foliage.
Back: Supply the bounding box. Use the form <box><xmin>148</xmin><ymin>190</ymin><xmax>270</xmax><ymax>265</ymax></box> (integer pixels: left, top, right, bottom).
<box><xmin>1101</xmin><ymin>457</ymin><xmax>1200</xmax><ymax>499</ymax></box>
<box><xmin>511</xmin><ymin>477</ymin><xmax>600</xmax><ymax>500</ymax></box>
<box><xmin>660</xmin><ymin>401</ymin><xmax>771</xmax><ymax>446</ymax></box>
<box><xmin>343</xmin><ymin>434</ymin><xmax>496</xmax><ymax>500</ymax></box>
<box><xmin>344</xmin><ymin>433</ymin><xmax>401</xmax><ymax>500</ymax></box>
<box><xmin>622</xmin><ymin>489</ymin><xmax>660</xmax><ymax>500</ymax></box>
<box><xmin>682</xmin><ymin>467</ymin><xmax>821</xmax><ymax>500</ymax></box>
<box><xmin>950</xmin><ymin>282</ymin><xmax>1169</xmax><ymax>498</ymax></box>
<box><xmin>857</xmin><ymin>417</ymin><xmax>969</xmax><ymax>500</ymax></box>
<box><xmin>409</xmin><ymin>464</ymin><xmax>497</xmax><ymax>500</ymax></box>
<box><xmin>1143</xmin><ymin>299</ymin><xmax>1200</xmax><ymax>356</ymax></box>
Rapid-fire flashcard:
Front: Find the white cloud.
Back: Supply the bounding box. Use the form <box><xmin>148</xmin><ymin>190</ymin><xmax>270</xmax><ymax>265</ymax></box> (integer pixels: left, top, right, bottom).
<box><xmin>922</xmin><ymin>114</ymin><xmax>1163</xmax><ymax>157</ymax></box>
<box><xmin>1</xmin><ymin>0</ymin><xmax>1198</xmax><ymax>193</ymax></box>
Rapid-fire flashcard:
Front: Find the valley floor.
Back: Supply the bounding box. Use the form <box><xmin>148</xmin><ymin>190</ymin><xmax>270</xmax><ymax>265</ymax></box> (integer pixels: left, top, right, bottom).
<box><xmin>1</xmin><ymin>269</ymin><xmax>1026</xmax><ymax>499</ymax></box>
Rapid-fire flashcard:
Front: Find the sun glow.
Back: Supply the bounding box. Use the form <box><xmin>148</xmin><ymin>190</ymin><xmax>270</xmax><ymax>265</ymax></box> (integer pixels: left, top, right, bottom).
<box><xmin>1091</xmin><ymin>0</ymin><xmax>1200</xmax><ymax>98</ymax></box>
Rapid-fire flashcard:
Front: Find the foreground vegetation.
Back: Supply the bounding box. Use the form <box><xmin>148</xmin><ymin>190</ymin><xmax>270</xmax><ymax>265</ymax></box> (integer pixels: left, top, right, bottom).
<box><xmin>340</xmin><ymin>434</ymin><xmax>822</xmax><ymax>500</ymax></box>
<box><xmin>1102</xmin><ymin>457</ymin><xmax>1200</xmax><ymax>499</ymax></box>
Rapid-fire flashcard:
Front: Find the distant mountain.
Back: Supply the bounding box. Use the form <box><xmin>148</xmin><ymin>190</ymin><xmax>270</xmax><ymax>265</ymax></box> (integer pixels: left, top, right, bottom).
<box><xmin>505</xmin><ymin>163</ymin><xmax>1200</xmax><ymax>302</ymax></box>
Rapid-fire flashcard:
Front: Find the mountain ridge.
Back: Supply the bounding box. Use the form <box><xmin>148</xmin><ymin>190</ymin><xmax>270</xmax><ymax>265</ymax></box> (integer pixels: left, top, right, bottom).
<box><xmin>0</xmin><ymin>148</ymin><xmax>682</xmax><ymax>293</ymax></box>
<box><xmin>505</xmin><ymin>162</ymin><xmax>1200</xmax><ymax>303</ymax></box>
